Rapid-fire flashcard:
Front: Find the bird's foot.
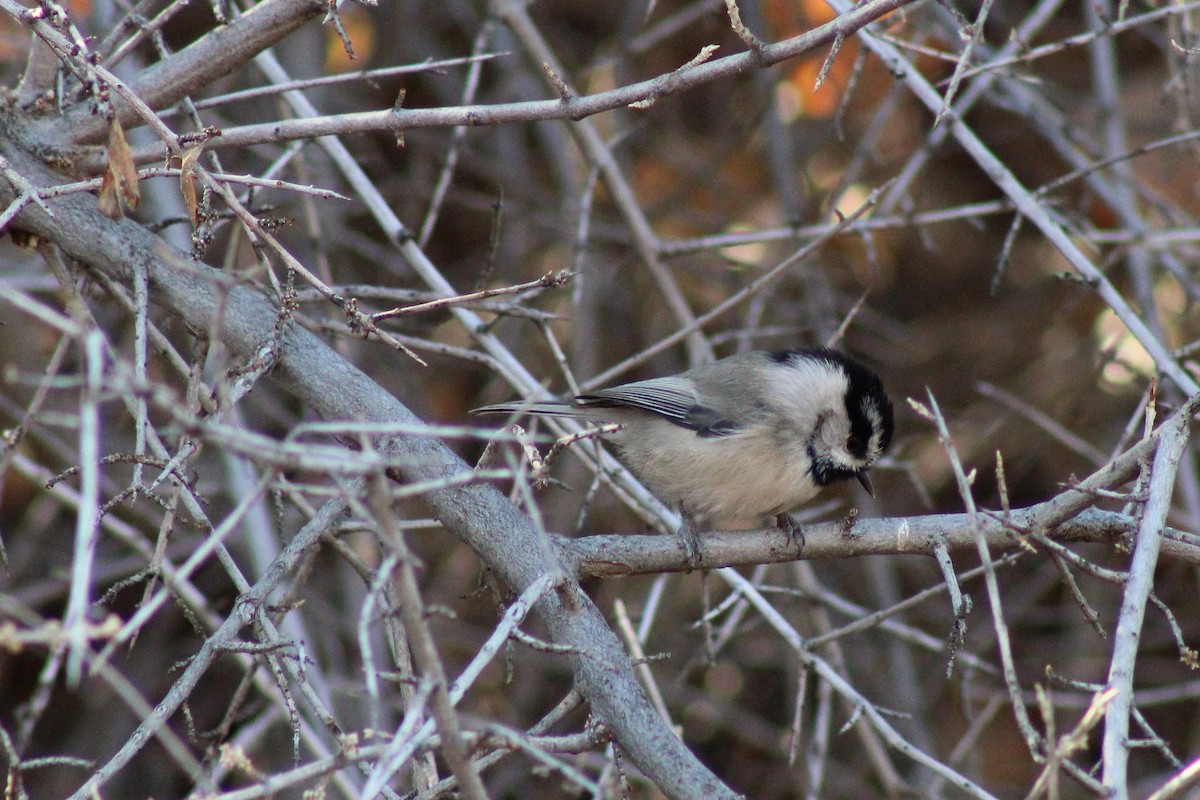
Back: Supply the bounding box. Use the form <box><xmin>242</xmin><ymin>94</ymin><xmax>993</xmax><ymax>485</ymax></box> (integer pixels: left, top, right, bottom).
<box><xmin>776</xmin><ymin>513</ymin><xmax>805</xmax><ymax>558</ymax></box>
<box><xmin>676</xmin><ymin>518</ymin><xmax>702</xmax><ymax>570</ymax></box>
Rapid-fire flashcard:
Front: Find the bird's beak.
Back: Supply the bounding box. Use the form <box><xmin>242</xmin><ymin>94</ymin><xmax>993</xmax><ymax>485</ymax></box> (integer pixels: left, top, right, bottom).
<box><xmin>856</xmin><ymin>470</ymin><xmax>875</xmax><ymax>497</ymax></box>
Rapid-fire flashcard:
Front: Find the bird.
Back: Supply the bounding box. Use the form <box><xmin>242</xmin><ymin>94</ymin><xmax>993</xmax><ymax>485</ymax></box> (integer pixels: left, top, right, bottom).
<box><xmin>473</xmin><ymin>347</ymin><xmax>894</xmax><ymax>565</ymax></box>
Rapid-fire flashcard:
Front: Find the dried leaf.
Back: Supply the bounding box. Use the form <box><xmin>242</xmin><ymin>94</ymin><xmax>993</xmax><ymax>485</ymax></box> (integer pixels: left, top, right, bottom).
<box><xmin>179</xmin><ymin>146</ymin><xmax>202</xmax><ymax>226</ymax></box>
<box><xmin>98</xmin><ymin>117</ymin><xmax>140</xmax><ymax>219</ymax></box>
<box><xmin>97</xmin><ymin>169</ymin><xmax>120</xmax><ymax>218</ymax></box>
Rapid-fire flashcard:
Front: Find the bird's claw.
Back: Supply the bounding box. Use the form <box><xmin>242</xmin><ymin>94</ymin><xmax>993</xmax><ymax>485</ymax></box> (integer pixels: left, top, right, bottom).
<box><xmin>676</xmin><ymin>518</ymin><xmax>702</xmax><ymax>570</ymax></box>
<box><xmin>776</xmin><ymin>513</ymin><xmax>805</xmax><ymax>557</ymax></box>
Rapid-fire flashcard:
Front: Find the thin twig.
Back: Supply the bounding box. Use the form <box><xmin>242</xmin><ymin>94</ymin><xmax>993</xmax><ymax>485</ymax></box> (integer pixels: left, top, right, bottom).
<box><xmin>1102</xmin><ymin>408</ymin><xmax>1193</xmax><ymax>794</ymax></box>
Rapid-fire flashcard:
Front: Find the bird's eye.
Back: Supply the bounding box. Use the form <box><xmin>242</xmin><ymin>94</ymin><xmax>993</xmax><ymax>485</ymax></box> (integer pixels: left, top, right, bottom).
<box><xmin>847</xmin><ymin>435</ymin><xmax>863</xmax><ymax>452</ymax></box>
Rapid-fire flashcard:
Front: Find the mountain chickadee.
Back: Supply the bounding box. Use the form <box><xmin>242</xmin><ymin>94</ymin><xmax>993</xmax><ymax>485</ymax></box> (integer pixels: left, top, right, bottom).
<box><xmin>473</xmin><ymin>348</ymin><xmax>894</xmax><ymax>564</ymax></box>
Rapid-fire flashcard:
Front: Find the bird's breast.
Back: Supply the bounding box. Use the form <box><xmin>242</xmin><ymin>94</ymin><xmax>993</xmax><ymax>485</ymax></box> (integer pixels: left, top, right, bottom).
<box><xmin>610</xmin><ymin>421</ymin><xmax>821</xmax><ymax>526</ymax></box>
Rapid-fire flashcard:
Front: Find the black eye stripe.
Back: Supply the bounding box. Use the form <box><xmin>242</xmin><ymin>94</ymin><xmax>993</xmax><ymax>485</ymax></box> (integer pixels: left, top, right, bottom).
<box><xmin>846</xmin><ymin>383</ymin><xmax>893</xmax><ymax>457</ymax></box>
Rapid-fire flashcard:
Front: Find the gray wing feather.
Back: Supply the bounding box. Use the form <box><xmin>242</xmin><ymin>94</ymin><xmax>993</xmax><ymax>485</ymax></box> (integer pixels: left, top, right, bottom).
<box><xmin>577</xmin><ymin>377</ymin><xmax>693</xmax><ymax>418</ymax></box>
<box><xmin>471</xmin><ymin>401</ymin><xmax>576</xmax><ymax>417</ymax></box>
<box><xmin>577</xmin><ymin>377</ymin><xmax>735</xmax><ymax>434</ymax></box>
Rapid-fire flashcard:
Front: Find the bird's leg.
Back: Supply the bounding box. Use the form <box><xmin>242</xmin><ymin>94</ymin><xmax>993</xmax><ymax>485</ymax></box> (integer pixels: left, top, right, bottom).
<box><xmin>775</xmin><ymin>512</ymin><xmax>805</xmax><ymax>558</ymax></box>
<box><xmin>676</xmin><ymin>510</ymin><xmax>702</xmax><ymax>570</ymax></box>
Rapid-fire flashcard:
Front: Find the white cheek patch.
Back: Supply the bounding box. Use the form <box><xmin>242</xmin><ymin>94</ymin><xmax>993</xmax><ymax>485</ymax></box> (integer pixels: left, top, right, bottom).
<box><xmin>861</xmin><ymin>399</ymin><xmax>886</xmax><ymax>462</ymax></box>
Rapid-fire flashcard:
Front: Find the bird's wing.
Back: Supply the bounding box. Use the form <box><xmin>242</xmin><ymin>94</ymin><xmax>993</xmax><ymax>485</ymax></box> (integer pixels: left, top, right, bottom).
<box><xmin>576</xmin><ymin>377</ymin><xmax>739</xmax><ymax>436</ymax></box>
<box><xmin>471</xmin><ymin>401</ymin><xmax>575</xmax><ymax>417</ymax></box>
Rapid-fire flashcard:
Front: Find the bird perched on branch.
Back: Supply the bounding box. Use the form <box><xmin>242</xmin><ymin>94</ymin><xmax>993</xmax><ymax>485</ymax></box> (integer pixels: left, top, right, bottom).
<box><xmin>474</xmin><ymin>347</ymin><xmax>894</xmax><ymax>565</ymax></box>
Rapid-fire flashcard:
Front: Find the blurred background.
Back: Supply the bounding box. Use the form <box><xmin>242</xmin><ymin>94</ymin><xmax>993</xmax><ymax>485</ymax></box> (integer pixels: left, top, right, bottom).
<box><xmin>1</xmin><ymin>0</ymin><xmax>1199</xmax><ymax>797</ymax></box>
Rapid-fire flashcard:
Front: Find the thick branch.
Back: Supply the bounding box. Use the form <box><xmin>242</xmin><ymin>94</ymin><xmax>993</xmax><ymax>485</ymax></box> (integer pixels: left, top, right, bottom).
<box><xmin>10</xmin><ymin>0</ymin><xmax>326</xmax><ymax>145</ymax></box>
<box><xmin>561</xmin><ymin>508</ymin><xmax>1200</xmax><ymax>579</ymax></box>
<box><xmin>0</xmin><ymin>126</ymin><xmax>735</xmax><ymax>799</ymax></box>
<box><xmin>64</xmin><ymin>0</ymin><xmax>915</xmax><ymax>170</ymax></box>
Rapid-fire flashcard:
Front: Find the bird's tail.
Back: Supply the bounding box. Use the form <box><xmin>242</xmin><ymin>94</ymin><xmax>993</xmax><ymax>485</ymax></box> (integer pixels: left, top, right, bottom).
<box><xmin>470</xmin><ymin>401</ymin><xmax>577</xmax><ymax>418</ymax></box>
